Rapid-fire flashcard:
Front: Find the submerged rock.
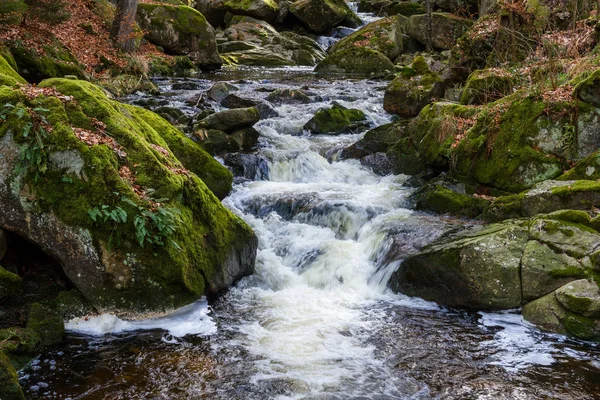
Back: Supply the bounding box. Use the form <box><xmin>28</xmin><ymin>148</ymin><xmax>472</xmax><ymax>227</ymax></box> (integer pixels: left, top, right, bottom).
<box><xmin>136</xmin><ymin>4</ymin><xmax>222</xmax><ymax>70</ymax></box>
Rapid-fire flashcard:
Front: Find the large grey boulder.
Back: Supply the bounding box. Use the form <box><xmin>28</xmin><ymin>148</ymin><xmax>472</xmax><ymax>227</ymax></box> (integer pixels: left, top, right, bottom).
<box><xmin>289</xmin><ymin>0</ymin><xmax>362</xmax><ymax>34</ymax></box>
<box><xmin>406</xmin><ymin>12</ymin><xmax>473</xmax><ymax>50</ymax></box>
<box><xmin>136</xmin><ymin>4</ymin><xmax>222</xmax><ymax>70</ymax></box>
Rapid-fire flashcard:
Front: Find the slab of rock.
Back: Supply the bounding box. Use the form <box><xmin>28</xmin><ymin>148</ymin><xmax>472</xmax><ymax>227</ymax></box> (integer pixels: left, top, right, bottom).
<box><xmin>555</xmin><ymin>279</ymin><xmax>600</xmax><ymax>317</ymax></box>
<box><xmin>199</xmin><ymin>107</ymin><xmax>261</xmax><ymax>132</ymax></box>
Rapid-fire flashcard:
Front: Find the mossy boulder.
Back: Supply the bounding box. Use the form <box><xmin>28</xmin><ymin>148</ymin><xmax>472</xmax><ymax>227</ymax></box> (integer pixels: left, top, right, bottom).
<box><xmin>136</xmin><ymin>4</ymin><xmax>222</xmax><ymax>70</ymax></box>
<box><xmin>575</xmin><ymin>68</ymin><xmax>600</xmax><ymax>108</ymax></box>
<box><xmin>0</xmin><ymin>352</ymin><xmax>24</xmax><ymax>400</ymax></box>
<box><xmin>198</xmin><ymin>107</ymin><xmax>260</xmax><ymax>132</ymax></box>
<box><xmin>207</xmin><ymin>82</ymin><xmax>239</xmax><ymax>102</ymax></box>
<box><xmin>315</xmin><ymin>46</ymin><xmax>396</xmax><ymax>78</ymax></box>
<box><xmin>329</xmin><ymin>15</ymin><xmax>406</xmax><ymax>62</ymax></box>
<box><xmin>358</xmin><ymin>0</ymin><xmax>425</xmax><ymax>16</ymax></box>
<box><xmin>266</xmin><ymin>88</ymin><xmax>311</xmax><ymax>104</ymax></box>
<box><xmin>410</xmin><ymin>183</ymin><xmax>490</xmax><ymax>218</ymax></box>
<box><xmin>390</xmin><ymin>221</ymin><xmax>528</xmax><ymax>309</ymax></box>
<box><xmin>223</xmin><ymin>0</ymin><xmax>279</xmax><ymax>21</ymax></box>
<box><xmin>341</xmin><ymin>120</ymin><xmax>407</xmax><ymax>159</ymax></box>
<box><xmin>484</xmin><ymin>180</ymin><xmax>600</xmax><ymax>221</ymax></box>
<box><xmin>406</xmin><ymin>12</ymin><xmax>473</xmax><ymax>50</ymax></box>
<box><xmin>25</xmin><ymin>303</ymin><xmax>64</xmax><ymax>348</ymax></box>
<box><xmin>398</xmin><ymin>91</ymin><xmax>597</xmax><ymax>193</ymax></box>
<box><xmin>8</xmin><ymin>40</ymin><xmax>86</xmax><ymax>83</ymax></box>
<box><xmin>523</xmin><ymin>284</ymin><xmax>600</xmax><ymax>341</ymax></box>
<box><xmin>0</xmin><ymin>78</ymin><xmax>256</xmax><ymax>318</ymax></box>
<box><xmin>391</xmin><ymin>213</ymin><xmax>600</xmax><ymax>311</ymax></box>
<box><xmin>0</xmin><ymin>266</ymin><xmax>21</xmax><ymax>300</ymax></box>
<box><xmin>289</xmin><ymin>0</ymin><xmax>362</xmax><ymax>33</ymax></box>
<box><xmin>555</xmin><ymin>279</ymin><xmax>600</xmax><ymax>318</ymax></box>
<box><xmin>460</xmin><ymin>68</ymin><xmax>513</xmax><ymax>105</ymax></box>
<box><xmin>304</xmin><ymin>102</ymin><xmax>368</xmax><ymax>134</ymax></box>
<box><xmin>219</xmin><ymin>18</ymin><xmax>325</xmax><ymax>66</ymax></box>
<box><xmin>383</xmin><ymin>56</ymin><xmax>444</xmax><ymax>117</ymax></box>
<box><xmin>0</xmin><ymin>55</ymin><xmax>26</xmax><ymax>88</ymax></box>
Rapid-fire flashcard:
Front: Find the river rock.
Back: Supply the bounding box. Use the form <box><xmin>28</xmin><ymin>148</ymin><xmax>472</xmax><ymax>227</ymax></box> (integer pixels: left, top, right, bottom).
<box><xmin>329</xmin><ymin>15</ymin><xmax>406</xmax><ymax>62</ymax></box>
<box><xmin>304</xmin><ymin>102</ymin><xmax>369</xmax><ymax>134</ymax></box>
<box><xmin>460</xmin><ymin>68</ymin><xmax>513</xmax><ymax>105</ymax></box>
<box><xmin>484</xmin><ymin>180</ymin><xmax>600</xmax><ymax>221</ymax></box>
<box><xmin>136</xmin><ymin>4</ymin><xmax>222</xmax><ymax>70</ymax></box>
<box><xmin>410</xmin><ymin>183</ymin><xmax>490</xmax><ymax>218</ymax></box>
<box><xmin>198</xmin><ymin>107</ymin><xmax>260</xmax><ymax>132</ymax></box>
<box><xmin>222</xmin><ymin>0</ymin><xmax>279</xmax><ymax>21</ymax></box>
<box><xmin>358</xmin><ymin>0</ymin><xmax>425</xmax><ymax>16</ymax></box>
<box><xmin>219</xmin><ymin>17</ymin><xmax>325</xmax><ymax>66</ymax></box>
<box><xmin>207</xmin><ymin>82</ymin><xmax>239</xmax><ymax>102</ymax></box>
<box><xmin>383</xmin><ymin>56</ymin><xmax>444</xmax><ymax>117</ymax></box>
<box><xmin>341</xmin><ymin>120</ymin><xmax>407</xmax><ymax>161</ymax></box>
<box><xmin>0</xmin><ymin>266</ymin><xmax>21</xmax><ymax>300</ymax></box>
<box><xmin>221</xmin><ymin>94</ymin><xmax>260</xmax><ymax>109</ymax></box>
<box><xmin>406</xmin><ymin>12</ymin><xmax>473</xmax><ymax>50</ymax></box>
<box><xmin>289</xmin><ymin>0</ymin><xmax>362</xmax><ymax>34</ymax></box>
<box><xmin>266</xmin><ymin>88</ymin><xmax>311</xmax><ymax>104</ymax></box>
<box><xmin>390</xmin><ymin>221</ymin><xmax>528</xmax><ymax>309</ymax></box>
<box><xmin>315</xmin><ymin>46</ymin><xmax>396</xmax><ymax>77</ymax></box>
<box><xmin>0</xmin><ymin>352</ymin><xmax>24</xmax><ymax>400</ymax></box>
<box><xmin>555</xmin><ymin>279</ymin><xmax>600</xmax><ymax>317</ymax></box>
<box><xmin>523</xmin><ymin>285</ymin><xmax>600</xmax><ymax>341</ymax></box>
<box><xmin>0</xmin><ymin>74</ymin><xmax>257</xmax><ymax>318</ymax></box>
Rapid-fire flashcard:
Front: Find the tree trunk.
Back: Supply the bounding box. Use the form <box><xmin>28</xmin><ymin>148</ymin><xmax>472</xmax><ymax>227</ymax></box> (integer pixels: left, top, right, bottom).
<box><xmin>111</xmin><ymin>0</ymin><xmax>138</xmax><ymax>53</ymax></box>
<box><xmin>425</xmin><ymin>0</ymin><xmax>432</xmax><ymax>51</ymax></box>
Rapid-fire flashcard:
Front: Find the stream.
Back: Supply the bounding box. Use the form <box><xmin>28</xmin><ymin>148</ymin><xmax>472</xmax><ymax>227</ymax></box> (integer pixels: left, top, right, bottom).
<box><xmin>19</xmin><ymin>9</ymin><xmax>600</xmax><ymax>400</ymax></box>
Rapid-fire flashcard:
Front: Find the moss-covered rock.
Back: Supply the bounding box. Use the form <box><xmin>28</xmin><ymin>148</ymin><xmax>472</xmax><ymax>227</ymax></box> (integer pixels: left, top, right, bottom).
<box><xmin>341</xmin><ymin>120</ymin><xmax>407</xmax><ymax>159</ymax></box>
<box><xmin>54</xmin><ymin>290</ymin><xmax>95</xmax><ymax>320</ymax></box>
<box><xmin>136</xmin><ymin>4</ymin><xmax>222</xmax><ymax>70</ymax></box>
<box><xmin>315</xmin><ymin>46</ymin><xmax>396</xmax><ymax>78</ymax></box>
<box><xmin>358</xmin><ymin>0</ymin><xmax>425</xmax><ymax>16</ymax></box>
<box><xmin>0</xmin><ymin>352</ymin><xmax>24</xmax><ymax>400</ymax></box>
<box><xmin>0</xmin><ymin>78</ymin><xmax>256</xmax><ymax>318</ymax></box>
<box><xmin>198</xmin><ymin>107</ymin><xmax>260</xmax><ymax>133</ymax></box>
<box><xmin>223</xmin><ymin>0</ymin><xmax>279</xmax><ymax>21</ymax></box>
<box><xmin>218</xmin><ymin>17</ymin><xmax>325</xmax><ymax>66</ymax></box>
<box><xmin>329</xmin><ymin>15</ymin><xmax>406</xmax><ymax>62</ymax></box>
<box><xmin>266</xmin><ymin>88</ymin><xmax>311</xmax><ymax>104</ymax></box>
<box><xmin>484</xmin><ymin>180</ymin><xmax>600</xmax><ymax>221</ymax></box>
<box><xmin>0</xmin><ymin>55</ymin><xmax>26</xmax><ymax>88</ymax></box>
<box><xmin>411</xmin><ymin>183</ymin><xmax>490</xmax><ymax>218</ymax></box>
<box><xmin>406</xmin><ymin>12</ymin><xmax>473</xmax><ymax>50</ymax></box>
<box><xmin>289</xmin><ymin>0</ymin><xmax>362</xmax><ymax>34</ymax></box>
<box><xmin>555</xmin><ymin>279</ymin><xmax>600</xmax><ymax>318</ymax></box>
<box><xmin>522</xmin><ymin>292</ymin><xmax>568</xmax><ymax>334</ymax></box>
<box><xmin>8</xmin><ymin>40</ymin><xmax>86</xmax><ymax>83</ymax></box>
<box><xmin>0</xmin><ymin>266</ymin><xmax>21</xmax><ymax>300</ymax></box>
<box><xmin>25</xmin><ymin>303</ymin><xmax>64</xmax><ymax>348</ymax></box>
<box><xmin>383</xmin><ymin>56</ymin><xmax>444</xmax><ymax>117</ymax></box>
<box><xmin>304</xmin><ymin>102</ymin><xmax>368</xmax><ymax>134</ymax></box>
<box><xmin>390</xmin><ymin>221</ymin><xmax>529</xmax><ymax>309</ymax></box>
<box><xmin>460</xmin><ymin>68</ymin><xmax>513</xmax><ymax>105</ymax></box>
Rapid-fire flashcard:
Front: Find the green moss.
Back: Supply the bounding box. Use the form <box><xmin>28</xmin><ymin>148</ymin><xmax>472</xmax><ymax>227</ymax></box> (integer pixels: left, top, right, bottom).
<box><xmin>460</xmin><ymin>69</ymin><xmax>513</xmax><ymax>105</ymax></box>
<box><xmin>26</xmin><ymin>303</ymin><xmax>64</xmax><ymax>348</ymax></box>
<box><xmin>0</xmin><ymin>352</ymin><xmax>24</xmax><ymax>400</ymax></box>
<box><xmin>55</xmin><ymin>290</ymin><xmax>94</xmax><ymax>320</ymax></box>
<box><xmin>0</xmin><ymin>55</ymin><xmax>26</xmax><ymax>87</ymax></box>
<box><xmin>563</xmin><ymin>312</ymin><xmax>598</xmax><ymax>340</ymax></box>
<box><xmin>0</xmin><ymin>266</ymin><xmax>21</xmax><ymax>300</ymax></box>
<box><xmin>314</xmin><ymin>46</ymin><xmax>395</xmax><ymax>77</ymax></box>
<box><xmin>548</xmin><ymin>265</ymin><xmax>588</xmax><ymax>278</ymax></box>
<box><xmin>413</xmin><ymin>184</ymin><xmax>490</xmax><ymax>218</ymax></box>
<box><xmin>304</xmin><ymin>103</ymin><xmax>367</xmax><ymax>134</ymax></box>
<box><xmin>329</xmin><ymin>16</ymin><xmax>402</xmax><ymax>61</ymax></box>
<box><xmin>8</xmin><ymin>39</ymin><xmax>86</xmax><ymax>83</ymax></box>
<box><xmin>0</xmin><ymin>78</ymin><xmax>254</xmax><ymax>313</ymax></box>
<box><xmin>411</xmin><ymin>56</ymin><xmax>429</xmax><ymax>75</ymax></box>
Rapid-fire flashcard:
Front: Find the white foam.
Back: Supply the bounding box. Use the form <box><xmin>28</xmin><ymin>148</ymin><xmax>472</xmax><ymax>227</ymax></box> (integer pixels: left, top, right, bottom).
<box><xmin>65</xmin><ymin>299</ymin><xmax>216</xmax><ymax>337</ymax></box>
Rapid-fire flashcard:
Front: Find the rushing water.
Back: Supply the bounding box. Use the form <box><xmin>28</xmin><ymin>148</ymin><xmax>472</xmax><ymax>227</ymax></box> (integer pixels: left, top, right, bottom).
<box><xmin>19</xmin><ymin>7</ymin><xmax>600</xmax><ymax>399</ymax></box>
<box><xmin>20</xmin><ymin>67</ymin><xmax>600</xmax><ymax>400</ymax></box>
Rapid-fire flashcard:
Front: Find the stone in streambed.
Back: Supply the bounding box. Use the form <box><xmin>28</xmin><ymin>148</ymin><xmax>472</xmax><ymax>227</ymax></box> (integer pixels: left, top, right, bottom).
<box><xmin>304</xmin><ymin>102</ymin><xmax>368</xmax><ymax>135</ymax></box>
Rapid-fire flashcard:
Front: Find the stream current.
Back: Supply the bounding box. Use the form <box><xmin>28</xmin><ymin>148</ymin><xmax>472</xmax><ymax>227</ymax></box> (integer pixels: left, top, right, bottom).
<box><xmin>20</xmin><ymin>9</ymin><xmax>600</xmax><ymax>400</ymax></box>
